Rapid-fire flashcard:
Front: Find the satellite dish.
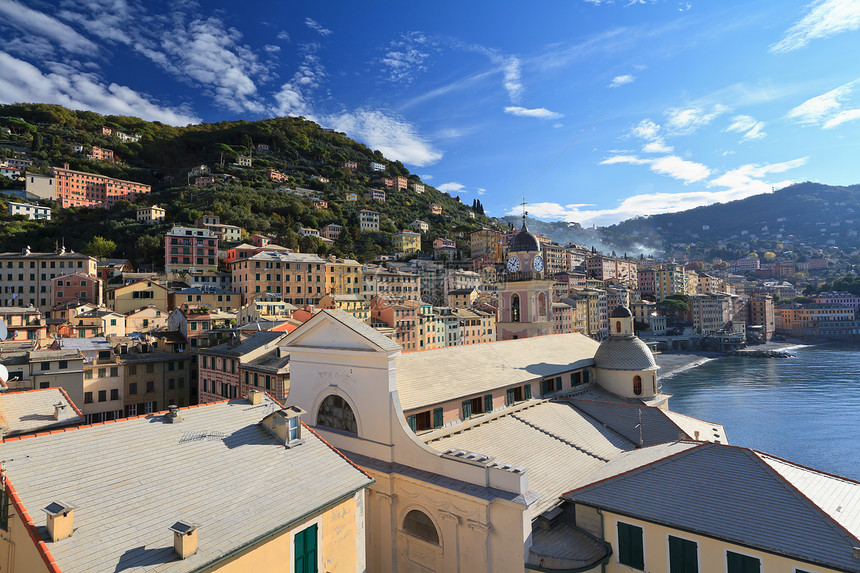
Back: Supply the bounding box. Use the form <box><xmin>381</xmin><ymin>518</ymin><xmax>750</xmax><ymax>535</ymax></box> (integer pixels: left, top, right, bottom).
<box><xmin>0</xmin><ymin>319</ymin><xmax>6</xmax><ymax>342</ymax></box>
<box><xmin>0</xmin><ymin>364</ymin><xmax>8</xmax><ymax>384</ymax></box>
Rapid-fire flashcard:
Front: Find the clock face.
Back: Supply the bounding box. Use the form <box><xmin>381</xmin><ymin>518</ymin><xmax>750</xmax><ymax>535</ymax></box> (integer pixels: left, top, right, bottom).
<box><xmin>507</xmin><ymin>256</ymin><xmax>521</xmax><ymax>273</ymax></box>
<box><xmin>533</xmin><ymin>255</ymin><xmax>544</xmax><ymax>272</ymax></box>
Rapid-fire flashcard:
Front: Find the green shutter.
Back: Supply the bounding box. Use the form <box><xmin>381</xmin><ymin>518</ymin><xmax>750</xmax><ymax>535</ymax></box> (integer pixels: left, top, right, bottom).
<box><xmin>484</xmin><ymin>394</ymin><xmax>493</xmax><ymax>413</ymax></box>
<box><xmin>541</xmin><ymin>380</ymin><xmax>549</xmax><ymax>395</ymax></box>
<box><xmin>406</xmin><ymin>415</ymin><xmax>417</xmax><ymax>432</ymax></box>
<box><xmin>506</xmin><ymin>388</ymin><xmax>515</xmax><ymax>405</ymax></box>
<box><xmin>617</xmin><ymin>522</ymin><xmax>644</xmax><ymax>570</ymax></box>
<box><xmin>295</xmin><ymin>524</ymin><xmax>318</xmax><ymax>573</ymax></box>
<box><xmin>727</xmin><ymin>551</ymin><xmax>759</xmax><ymax>573</ymax></box>
<box><xmin>462</xmin><ymin>399</ymin><xmax>472</xmax><ymax>419</ymax></box>
<box><xmin>555</xmin><ymin>376</ymin><xmax>562</xmax><ymax>390</ymax></box>
<box><xmin>669</xmin><ymin>536</ymin><xmax>698</xmax><ymax>573</ymax></box>
<box><xmin>583</xmin><ymin>369</ymin><xmax>590</xmax><ymax>383</ymax></box>
<box><xmin>433</xmin><ymin>408</ymin><xmax>443</xmax><ymax>428</ymax></box>
<box><xmin>524</xmin><ymin>384</ymin><xmax>532</xmax><ymax>399</ymax></box>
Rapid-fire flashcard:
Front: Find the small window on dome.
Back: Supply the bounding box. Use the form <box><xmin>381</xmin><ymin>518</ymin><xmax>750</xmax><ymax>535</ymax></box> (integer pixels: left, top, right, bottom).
<box><xmin>633</xmin><ymin>375</ymin><xmax>642</xmax><ymax>396</ymax></box>
<box><xmin>616</xmin><ymin>320</ymin><xmax>622</xmax><ymax>333</ymax></box>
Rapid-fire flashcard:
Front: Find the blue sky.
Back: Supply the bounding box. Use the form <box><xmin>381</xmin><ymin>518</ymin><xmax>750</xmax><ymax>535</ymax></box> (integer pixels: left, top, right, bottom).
<box><xmin>2</xmin><ymin>0</ymin><xmax>860</xmax><ymax>226</ymax></box>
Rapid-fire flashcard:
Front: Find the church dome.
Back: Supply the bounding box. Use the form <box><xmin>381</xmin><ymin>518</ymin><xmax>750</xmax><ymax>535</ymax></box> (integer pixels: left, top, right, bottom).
<box><xmin>593</xmin><ymin>336</ymin><xmax>658</xmax><ymax>371</ymax></box>
<box><xmin>609</xmin><ymin>305</ymin><xmax>633</xmax><ymax>318</ymax></box>
<box><xmin>509</xmin><ymin>222</ymin><xmax>540</xmax><ymax>253</ymax></box>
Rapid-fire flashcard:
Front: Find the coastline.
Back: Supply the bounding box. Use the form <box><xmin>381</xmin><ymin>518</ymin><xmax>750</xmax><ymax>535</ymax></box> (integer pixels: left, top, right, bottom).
<box><xmin>654</xmin><ymin>339</ymin><xmax>812</xmax><ymax>380</ymax></box>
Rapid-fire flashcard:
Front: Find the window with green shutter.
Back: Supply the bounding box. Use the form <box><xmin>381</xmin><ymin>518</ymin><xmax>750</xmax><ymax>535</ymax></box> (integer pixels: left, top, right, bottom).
<box><xmin>406</xmin><ymin>415</ymin><xmax>417</xmax><ymax>432</ymax></box>
<box><xmin>294</xmin><ymin>523</ymin><xmax>318</xmax><ymax>573</ymax></box>
<box><xmin>524</xmin><ymin>384</ymin><xmax>532</xmax><ymax>399</ymax></box>
<box><xmin>484</xmin><ymin>394</ymin><xmax>493</xmax><ymax>413</ymax></box>
<box><xmin>617</xmin><ymin>522</ymin><xmax>644</xmax><ymax>570</ymax></box>
<box><xmin>462</xmin><ymin>399</ymin><xmax>472</xmax><ymax>419</ymax></box>
<box><xmin>726</xmin><ymin>551</ymin><xmax>760</xmax><ymax>573</ymax></box>
<box><xmin>433</xmin><ymin>408</ymin><xmax>443</xmax><ymax>428</ymax></box>
<box><xmin>668</xmin><ymin>535</ymin><xmax>698</xmax><ymax>573</ymax></box>
<box><xmin>506</xmin><ymin>388</ymin><xmax>515</xmax><ymax>405</ymax></box>
<box><xmin>540</xmin><ymin>380</ymin><xmax>549</xmax><ymax>395</ymax></box>
<box><xmin>583</xmin><ymin>369</ymin><xmax>590</xmax><ymax>383</ymax></box>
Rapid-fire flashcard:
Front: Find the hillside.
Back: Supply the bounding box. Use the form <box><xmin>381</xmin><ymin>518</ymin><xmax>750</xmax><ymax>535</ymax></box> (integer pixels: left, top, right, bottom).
<box><xmin>599</xmin><ymin>182</ymin><xmax>860</xmax><ymax>259</ymax></box>
<box><xmin>0</xmin><ymin>103</ymin><xmax>492</xmax><ymax>263</ymax></box>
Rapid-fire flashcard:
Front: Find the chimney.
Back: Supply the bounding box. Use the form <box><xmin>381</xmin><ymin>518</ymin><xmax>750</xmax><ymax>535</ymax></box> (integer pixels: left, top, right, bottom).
<box><xmin>53</xmin><ymin>403</ymin><xmax>67</xmax><ymax>422</ymax></box>
<box><xmin>247</xmin><ymin>390</ymin><xmax>262</xmax><ymax>405</ymax></box>
<box><xmin>169</xmin><ymin>521</ymin><xmax>198</xmax><ymax>559</ymax></box>
<box><xmin>43</xmin><ymin>502</ymin><xmax>75</xmax><ymax>542</ymax></box>
<box><xmin>166</xmin><ymin>405</ymin><xmax>182</xmax><ymax>423</ymax></box>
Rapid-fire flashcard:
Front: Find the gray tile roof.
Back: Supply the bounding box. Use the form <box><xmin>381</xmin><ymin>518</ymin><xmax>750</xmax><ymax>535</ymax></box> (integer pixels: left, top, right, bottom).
<box><xmin>564</xmin><ymin>442</ymin><xmax>860</xmax><ymax>572</ymax></box>
<box><xmin>200</xmin><ymin>331</ymin><xmax>287</xmax><ymax>357</ymax></box>
<box><xmin>292</xmin><ymin>309</ymin><xmax>401</xmax><ymax>352</ymax></box>
<box><xmin>425</xmin><ymin>401</ymin><xmax>634</xmax><ymax>518</ymax></box>
<box><xmin>396</xmin><ymin>334</ymin><xmax>600</xmax><ymax>411</ymax></box>
<box><xmin>57</xmin><ymin>338</ymin><xmax>113</xmax><ymax>352</ymax></box>
<box><xmin>0</xmin><ymin>397</ymin><xmax>373</xmax><ymax>573</ymax></box>
<box><xmin>566</xmin><ymin>398</ymin><xmax>690</xmax><ymax>446</ymax></box>
<box><xmin>593</xmin><ymin>336</ymin><xmax>658</xmax><ymax>371</ymax></box>
<box><xmin>0</xmin><ymin>388</ymin><xmax>83</xmax><ymax>436</ymax></box>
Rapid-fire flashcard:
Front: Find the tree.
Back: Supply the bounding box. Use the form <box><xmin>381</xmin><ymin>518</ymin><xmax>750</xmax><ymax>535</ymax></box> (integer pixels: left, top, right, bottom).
<box><xmin>82</xmin><ymin>235</ymin><xmax>116</xmax><ymax>259</ymax></box>
<box><xmin>134</xmin><ymin>234</ymin><xmax>162</xmax><ymax>268</ymax></box>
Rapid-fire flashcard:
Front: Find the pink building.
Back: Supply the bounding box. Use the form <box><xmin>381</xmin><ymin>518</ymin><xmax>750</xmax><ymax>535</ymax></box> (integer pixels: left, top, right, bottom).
<box><xmin>812</xmin><ymin>291</ymin><xmax>860</xmax><ymax>311</ymax></box>
<box><xmin>367</xmin><ymin>188</ymin><xmax>386</xmax><ymax>202</ymax></box>
<box><xmin>193</xmin><ymin>176</ymin><xmax>215</xmax><ymax>187</ymax></box>
<box><xmin>267</xmin><ymin>169</ymin><xmax>289</xmax><ymax>182</ymax></box>
<box><xmin>88</xmin><ymin>146</ymin><xmax>115</xmax><ymax>162</ymax></box>
<box><xmin>380</xmin><ymin>177</ymin><xmax>393</xmax><ymax>188</ymax></box>
<box><xmin>164</xmin><ymin>226</ymin><xmax>219</xmax><ymax>273</ymax></box>
<box><xmin>51</xmin><ymin>273</ymin><xmax>103</xmax><ymax>307</ymax></box>
<box><xmin>393</xmin><ymin>176</ymin><xmax>408</xmax><ymax>191</ymax></box>
<box><xmin>321</xmin><ymin>224</ymin><xmax>343</xmax><ymax>241</ymax></box>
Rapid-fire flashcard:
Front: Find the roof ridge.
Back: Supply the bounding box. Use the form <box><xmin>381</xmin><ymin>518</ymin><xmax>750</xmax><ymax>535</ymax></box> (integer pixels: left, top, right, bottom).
<box><xmin>510</xmin><ymin>411</ymin><xmax>610</xmax><ymax>462</ymax></box>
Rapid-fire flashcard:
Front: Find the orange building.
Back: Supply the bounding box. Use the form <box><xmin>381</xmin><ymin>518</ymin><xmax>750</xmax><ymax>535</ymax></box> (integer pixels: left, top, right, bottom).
<box><xmin>50</xmin><ymin>166</ymin><xmax>150</xmax><ymax>208</ymax></box>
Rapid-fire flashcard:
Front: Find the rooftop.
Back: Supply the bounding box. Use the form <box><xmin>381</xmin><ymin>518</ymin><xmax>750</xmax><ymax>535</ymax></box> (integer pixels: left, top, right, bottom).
<box><xmin>0</xmin><ymin>397</ymin><xmax>373</xmax><ymax>573</ymax></box>
<box><xmin>0</xmin><ymin>388</ymin><xmax>83</xmax><ymax>437</ymax></box>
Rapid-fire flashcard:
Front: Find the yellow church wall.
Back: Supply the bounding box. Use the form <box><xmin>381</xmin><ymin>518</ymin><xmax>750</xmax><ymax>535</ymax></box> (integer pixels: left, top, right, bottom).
<box><xmin>0</xmin><ymin>501</ymin><xmax>55</xmax><ymax>573</ymax></box>
<box><xmin>600</xmin><ymin>512</ymin><xmax>844</xmax><ymax>573</ymax></box>
<box><xmin>208</xmin><ymin>491</ymin><xmax>364</xmax><ymax>573</ymax></box>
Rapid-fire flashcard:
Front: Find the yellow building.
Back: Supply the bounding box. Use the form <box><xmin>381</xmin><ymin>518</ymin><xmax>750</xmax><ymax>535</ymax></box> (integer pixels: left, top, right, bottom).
<box><xmin>71</xmin><ymin>308</ymin><xmax>126</xmax><ymax>338</ymax></box>
<box><xmin>168</xmin><ymin>287</ymin><xmax>242</xmax><ymax>313</ymax></box>
<box><xmin>325</xmin><ymin>258</ymin><xmax>362</xmax><ymax>296</ymax></box>
<box><xmin>470</xmin><ymin>227</ymin><xmax>504</xmax><ymax>263</ymax></box>
<box><xmin>654</xmin><ymin>263</ymin><xmax>688</xmax><ymax>300</ymax></box>
<box><xmin>0</xmin><ymin>393</ymin><xmax>373</xmax><ymax>573</ymax></box>
<box><xmin>136</xmin><ymin>204</ymin><xmax>165</xmax><ymax>223</ymax></box>
<box><xmin>106</xmin><ymin>279</ymin><xmax>169</xmax><ymax>314</ymax></box>
<box><xmin>232</xmin><ymin>251</ymin><xmax>328</xmax><ymax>306</ymax></box>
<box><xmin>392</xmin><ymin>230</ymin><xmax>422</xmax><ymax>253</ymax></box>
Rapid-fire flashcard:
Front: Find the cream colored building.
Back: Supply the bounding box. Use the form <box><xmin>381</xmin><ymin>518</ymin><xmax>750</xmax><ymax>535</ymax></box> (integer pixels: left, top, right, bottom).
<box><xmin>392</xmin><ymin>230</ymin><xmax>422</xmax><ymax>253</ymax></box>
<box><xmin>106</xmin><ymin>279</ymin><xmax>170</xmax><ymax>314</ymax></box>
<box><xmin>136</xmin><ymin>204</ymin><xmax>165</xmax><ymax>223</ymax></box>
<box><xmin>0</xmin><ymin>247</ymin><xmax>97</xmax><ymax>311</ymax></box>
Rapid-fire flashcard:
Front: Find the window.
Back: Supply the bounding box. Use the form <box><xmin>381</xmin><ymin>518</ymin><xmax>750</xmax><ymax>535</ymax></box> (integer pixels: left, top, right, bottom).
<box><xmin>617</xmin><ymin>522</ymin><xmax>644</xmax><ymax>570</ymax></box>
<box><xmin>633</xmin><ymin>375</ymin><xmax>643</xmax><ymax>396</ymax></box>
<box><xmin>511</xmin><ymin>293</ymin><xmax>520</xmax><ymax>322</ymax></box>
<box><xmin>541</xmin><ymin>377</ymin><xmax>561</xmax><ymax>395</ymax></box>
<box><xmin>84</xmin><ymin>392</ymin><xmax>93</xmax><ymax>404</ymax></box>
<box><xmin>524</xmin><ymin>383</ymin><xmax>532</xmax><ymax>399</ymax></box>
<box><xmin>572</xmin><ymin>371</ymin><xmax>583</xmax><ymax>386</ymax></box>
<box><xmin>110</xmin><ymin>367</ymin><xmax>118</xmax><ymax>377</ymax></box>
<box><xmin>294</xmin><ymin>524</ymin><xmax>318</xmax><ymax>573</ymax></box>
<box><xmin>98</xmin><ymin>390</ymin><xmax>107</xmax><ymax>402</ymax></box>
<box><xmin>506</xmin><ymin>386</ymin><xmax>523</xmax><ymax>405</ymax></box>
<box><xmin>146</xmin><ymin>364</ymin><xmax>154</xmax><ymax>374</ymax></box>
<box><xmin>403</xmin><ymin>510</ymin><xmax>439</xmax><ymax>544</ymax></box>
<box><xmin>110</xmin><ymin>389</ymin><xmax>119</xmax><ymax>401</ymax></box>
<box><xmin>316</xmin><ymin>395</ymin><xmax>357</xmax><ymax>434</ymax></box>
<box><xmin>668</xmin><ymin>536</ymin><xmax>698</xmax><ymax>573</ymax></box>
<box><xmin>726</xmin><ymin>552</ymin><xmax>760</xmax><ymax>573</ymax></box>
<box><xmin>146</xmin><ymin>381</ymin><xmax>154</xmax><ymax>393</ymax></box>
<box><xmin>84</xmin><ymin>370</ymin><xmax>93</xmax><ymax>380</ymax></box>
<box><xmin>129</xmin><ymin>382</ymin><xmax>137</xmax><ymax>395</ymax></box>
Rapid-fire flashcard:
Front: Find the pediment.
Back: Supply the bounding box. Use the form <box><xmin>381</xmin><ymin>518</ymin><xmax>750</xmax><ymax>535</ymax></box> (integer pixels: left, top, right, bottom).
<box><xmin>284</xmin><ymin>310</ymin><xmax>400</xmax><ymax>353</ymax></box>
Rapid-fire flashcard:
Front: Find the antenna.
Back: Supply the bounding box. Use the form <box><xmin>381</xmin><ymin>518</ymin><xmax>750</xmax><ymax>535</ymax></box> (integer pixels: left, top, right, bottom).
<box><xmin>635</xmin><ymin>409</ymin><xmax>643</xmax><ymax>446</ymax></box>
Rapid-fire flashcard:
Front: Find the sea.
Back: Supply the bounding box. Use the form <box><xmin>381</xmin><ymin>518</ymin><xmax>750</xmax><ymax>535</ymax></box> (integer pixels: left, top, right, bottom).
<box><xmin>659</xmin><ymin>342</ymin><xmax>860</xmax><ymax>481</ymax></box>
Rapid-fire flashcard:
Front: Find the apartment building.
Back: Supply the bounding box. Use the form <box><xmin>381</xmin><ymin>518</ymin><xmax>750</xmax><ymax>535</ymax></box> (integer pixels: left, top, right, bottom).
<box><xmin>362</xmin><ymin>266</ymin><xmax>421</xmax><ymax>301</ymax></box>
<box><xmin>321</xmin><ymin>223</ymin><xmax>343</xmax><ymax>241</ymax></box>
<box><xmin>136</xmin><ymin>204</ymin><xmax>165</xmax><ymax>223</ymax></box>
<box><xmin>88</xmin><ymin>145</ymin><xmax>114</xmax><ymax>162</ymax></box>
<box><xmin>118</xmin><ymin>341</ymin><xmax>192</xmax><ymax>414</ymax></box>
<box><xmin>541</xmin><ymin>242</ymin><xmax>567</xmax><ymax>274</ymax></box>
<box><xmin>164</xmin><ymin>225</ymin><xmax>219</xmax><ymax>273</ymax></box>
<box><xmin>8</xmin><ymin>201</ymin><xmax>51</xmax><ymax>220</ymax></box>
<box><xmin>55</xmin><ymin>338</ymin><xmax>123</xmax><ymax>423</ymax></box>
<box><xmin>0</xmin><ymin>306</ymin><xmax>48</xmax><ymax>344</ymax></box>
<box><xmin>106</xmin><ymin>279</ymin><xmax>169</xmax><ymax>314</ymax></box>
<box><xmin>232</xmin><ymin>251</ymin><xmax>328</xmax><ymax>306</ymax></box>
<box><xmin>688</xmin><ymin>294</ymin><xmax>732</xmax><ymax>335</ymax></box>
<box><xmin>25</xmin><ymin>166</ymin><xmax>151</xmax><ymax>208</ymax></box>
<box><xmin>586</xmin><ymin>254</ymin><xmax>638</xmax><ymax>287</ymax></box>
<box><xmin>748</xmin><ymin>293</ymin><xmax>775</xmax><ymax>340</ymax></box>
<box><xmin>359</xmin><ymin>209</ymin><xmax>380</xmax><ymax>231</ymax></box>
<box><xmin>325</xmin><ymin>257</ymin><xmax>362</xmax><ymax>296</ymax></box>
<box><xmin>393</xmin><ymin>230</ymin><xmax>422</xmax><ymax>253</ymax></box>
<box><xmin>71</xmin><ymin>308</ymin><xmax>126</xmax><ymax>338</ymax></box>
<box><xmin>51</xmin><ymin>272</ymin><xmax>103</xmax><ymax>307</ymax></box>
<box><xmin>0</xmin><ymin>246</ymin><xmax>97</xmax><ymax>311</ymax></box>
<box><xmin>393</xmin><ymin>175</ymin><xmax>408</xmax><ymax>190</ymax></box>
<box><xmin>124</xmin><ymin>306</ymin><xmax>168</xmax><ymax>334</ymax></box>
<box><xmin>367</xmin><ymin>188</ymin><xmax>386</xmax><ymax>202</ymax></box>
<box><xmin>197</xmin><ymin>331</ymin><xmax>289</xmax><ymax>403</ymax></box>
<box><xmin>470</xmin><ymin>228</ymin><xmax>504</xmax><ymax>263</ymax></box>
<box><xmin>811</xmin><ymin>291</ymin><xmax>860</xmax><ymax>311</ymax></box>
<box><xmin>169</xmin><ymin>286</ymin><xmax>241</xmax><ymax>313</ymax></box>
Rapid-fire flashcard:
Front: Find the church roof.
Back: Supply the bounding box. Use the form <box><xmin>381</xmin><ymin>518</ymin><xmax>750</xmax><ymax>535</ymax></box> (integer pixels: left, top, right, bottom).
<box><xmin>509</xmin><ymin>222</ymin><xmax>541</xmax><ymax>253</ymax></box>
<box><xmin>593</xmin><ymin>336</ymin><xmax>658</xmax><ymax>371</ymax></box>
<box><xmin>609</xmin><ymin>305</ymin><xmax>633</xmax><ymax>318</ymax></box>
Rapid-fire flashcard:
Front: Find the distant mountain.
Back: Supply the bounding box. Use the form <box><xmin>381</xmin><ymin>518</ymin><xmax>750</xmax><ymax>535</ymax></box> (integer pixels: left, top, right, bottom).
<box><xmin>599</xmin><ymin>182</ymin><xmax>860</xmax><ymax>258</ymax></box>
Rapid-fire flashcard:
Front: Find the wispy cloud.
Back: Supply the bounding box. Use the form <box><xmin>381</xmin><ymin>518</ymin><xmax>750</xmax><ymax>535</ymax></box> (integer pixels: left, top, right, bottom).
<box><xmin>507</xmin><ymin>157</ymin><xmax>807</xmax><ymax>226</ymax></box>
<box><xmin>0</xmin><ymin>51</ymin><xmax>199</xmax><ymax>125</ymax></box>
<box><xmin>0</xmin><ymin>0</ymin><xmax>98</xmax><ymax>55</ymax></box>
<box><xmin>725</xmin><ymin>114</ymin><xmax>767</xmax><ymax>141</ymax></box>
<box><xmin>274</xmin><ymin>48</ymin><xmax>325</xmax><ymax>117</ymax></box>
<box><xmin>600</xmin><ymin>153</ymin><xmax>710</xmax><ymax>183</ymax></box>
<box><xmin>504</xmin><ymin>106</ymin><xmax>563</xmax><ymax>120</ymax></box>
<box><xmin>665</xmin><ymin>104</ymin><xmax>729</xmax><ymax>135</ymax></box>
<box><xmin>629</xmin><ymin>119</ymin><xmax>674</xmax><ymax>153</ymax></box>
<box><xmin>437</xmin><ymin>182</ymin><xmax>466</xmax><ymax>193</ymax></box>
<box><xmin>324</xmin><ymin>109</ymin><xmax>442</xmax><ymax>167</ymax></box>
<box><xmin>264</xmin><ymin>44</ymin><xmax>280</xmax><ymax>53</ymax></box>
<box><xmin>380</xmin><ymin>32</ymin><xmax>434</xmax><ymax>84</ymax></box>
<box><xmin>787</xmin><ymin>78</ymin><xmax>860</xmax><ymax>128</ymax></box>
<box><xmin>609</xmin><ymin>74</ymin><xmax>635</xmax><ymax>87</ymax></box>
<box><xmin>642</xmin><ymin>140</ymin><xmax>674</xmax><ymax>153</ymax></box>
<box><xmin>502</xmin><ymin>57</ymin><xmax>523</xmax><ymax>102</ymax></box>
<box><xmin>770</xmin><ymin>0</ymin><xmax>860</xmax><ymax>53</ymax></box>
<box><xmin>477</xmin><ymin>188</ymin><xmax>486</xmax><ymax>195</ymax></box>
<box><xmin>277</xmin><ymin>30</ymin><xmax>290</xmax><ymax>41</ymax></box>
<box><xmin>304</xmin><ymin>18</ymin><xmax>332</xmax><ymax>36</ymax></box>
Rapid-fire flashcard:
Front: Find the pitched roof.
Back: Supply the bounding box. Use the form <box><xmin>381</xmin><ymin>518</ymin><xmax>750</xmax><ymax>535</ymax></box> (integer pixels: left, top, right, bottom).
<box><xmin>0</xmin><ymin>397</ymin><xmax>373</xmax><ymax>573</ymax></box>
<box><xmin>199</xmin><ymin>331</ymin><xmax>287</xmax><ymax>357</ymax></box>
<box><xmin>395</xmin><ymin>334</ymin><xmax>599</xmax><ymax>411</ymax></box>
<box><xmin>287</xmin><ymin>309</ymin><xmax>401</xmax><ymax>353</ymax></box>
<box><xmin>564</xmin><ymin>442</ymin><xmax>860</xmax><ymax>572</ymax></box>
<box><xmin>0</xmin><ymin>388</ymin><xmax>83</xmax><ymax>437</ymax></box>
<box><xmin>566</xmin><ymin>398</ymin><xmax>706</xmax><ymax>446</ymax></box>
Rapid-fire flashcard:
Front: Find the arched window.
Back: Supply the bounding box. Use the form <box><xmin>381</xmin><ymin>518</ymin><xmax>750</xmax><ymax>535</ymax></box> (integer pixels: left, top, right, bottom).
<box><xmin>538</xmin><ymin>293</ymin><xmax>547</xmax><ymax>318</ymax></box>
<box><xmin>403</xmin><ymin>510</ymin><xmax>439</xmax><ymax>544</ymax></box>
<box><xmin>633</xmin><ymin>375</ymin><xmax>642</xmax><ymax>396</ymax></box>
<box><xmin>316</xmin><ymin>394</ymin><xmax>357</xmax><ymax>434</ymax></box>
<box><xmin>616</xmin><ymin>320</ymin><xmax>622</xmax><ymax>333</ymax></box>
<box><xmin>511</xmin><ymin>294</ymin><xmax>520</xmax><ymax>322</ymax></box>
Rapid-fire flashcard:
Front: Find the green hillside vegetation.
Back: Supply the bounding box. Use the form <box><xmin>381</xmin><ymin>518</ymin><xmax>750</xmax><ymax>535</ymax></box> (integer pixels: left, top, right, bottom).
<box><xmin>0</xmin><ymin>103</ymin><xmax>493</xmax><ymax>264</ymax></box>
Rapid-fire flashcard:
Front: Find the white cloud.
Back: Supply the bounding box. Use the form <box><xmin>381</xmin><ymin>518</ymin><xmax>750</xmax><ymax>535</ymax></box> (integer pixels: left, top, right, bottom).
<box><xmin>599</xmin><ymin>154</ymin><xmax>651</xmax><ymax>166</ymax></box>
<box><xmin>642</xmin><ymin>140</ymin><xmax>674</xmax><ymax>153</ymax></box>
<box><xmin>0</xmin><ymin>51</ymin><xmax>199</xmax><ymax>125</ymax></box>
<box><xmin>437</xmin><ymin>182</ymin><xmax>466</xmax><ymax>193</ymax></box>
<box><xmin>504</xmin><ymin>106</ymin><xmax>563</xmax><ymax>119</ymax></box>
<box><xmin>725</xmin><ymin>114</ymin><xmax>767</xmax><ymax>141</ymax></box>
<box><xmin>305</xmin><ymin>18</ymin><xmax>332</xmax><ymax>36</ymax></box>
<box><xmin>477</xmin><ymin>188</ymin><xmax>486</xmax><ymax>195</ymax></box>
<box><xmin>771</xmin><ymin>0</ymin><xmax>860</xmax><ymax>53</ymax></box>
<box><xmin>324</xmin><ymin>109</ymin><xmax>442</xmax><ymax>167</ymax></box>
<box><xmin>273</xmin><ymin>50</ymin><xmax>325</xmax><ymax>117</ymax></box>
<box><xmin>0</xmin><ymin>0</ymin><xmax>98</xmax><ymax>54</ymax></box>
<box><xmin>609</xmin><ymin>74</ymin><xmax>635</xmax><ymax>87</ymax></box>
<box><xmin>420</xmin><ymin>174</ymin><xmax>433</xmax><ymax>180</ymax></box>
<box><xmin>380</xmin><ymin>32</ymin><xmax>433</xmax><ymax>84</ymax></box>
<box><xmin>502</xmin><ymin>57</ymin><xmax>523</xmax><ymax>102</ymax></box>
<box><xmin>600</xmin><ymin>153</ymin><xmax>710</xmax><ymax>183</ymax></box>
<box><xmin>507</xmin><ymin>157</ymin><xmax>807</xmax><ymax>226</ymax></box>
<box><xmin>277</xmin><ymin>30</ymin><xmax>290</xmax><ymax>40</ymax></box>
<box><xmin>788</xmin><ymin>79</ymin><xmax>860</xmax><ymax>129</ymax></box>
<box><xmin>665</xmin><ymin>104</ymin><xmax>729</xmax><ymax>135</ymax></box>
<box><xmin>264</xmin><ymin>44</ymin><xmax>281</xmax><ymax>53</ymax></box>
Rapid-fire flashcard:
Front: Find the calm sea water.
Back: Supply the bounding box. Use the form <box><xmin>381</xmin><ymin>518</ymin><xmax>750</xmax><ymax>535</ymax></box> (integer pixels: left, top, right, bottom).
<box><xmin>660</xmin><ymin>343</ymin><xmax>860</xmax><ymax>480</ymax></box>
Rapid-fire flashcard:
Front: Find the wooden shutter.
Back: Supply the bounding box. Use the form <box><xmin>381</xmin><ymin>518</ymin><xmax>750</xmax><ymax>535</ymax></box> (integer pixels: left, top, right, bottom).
<box><xmin>727</xmin><ymin>552</ymin><xmax>759</xmax><ymax>573</ymax></box>
<box><xmin>669</xmin><ymin>536</ymin><xmax>697</xmax><ymax>573</ymax></box>
<box><xmin>540</xmin><ymin>380</ymin><xmax>548</xmax><ymax>395</ymax></box>
<box><xmin>506</xmin><ymin>388</ymin><xmax>515</xmax><ymax>405</ymax></box>
<box><xmin>462</xmin><ymin>399</ymin><xmax>471</xmax><ymax>419</ymax></box>
<box><xmin>433</xmin><ymin>408</ymin><xmax>443</xmax><ymax>428</ymax></box>
<box><xmin>617</xmin><ymin>522</ymin><xmax>644</xmax><ymax>570</ymax></box>
<box><xmin>484</xmin><ymin>394</ymin><xmax>493</xmax><ymax>413</ymax></box>
<box><xmin>295</xmin><ymin>524</ymin><xmax>318</xmax><ymax>573</ymax></box>
<box><xmin>406</xmin><ymin>415</ymin><xmax>417</xmax><ymax>432</ymax></box>
<box><xmin>524</xmin><ymin>384</ymin><xmax>532</xmax><ymax>399</ymax></box>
